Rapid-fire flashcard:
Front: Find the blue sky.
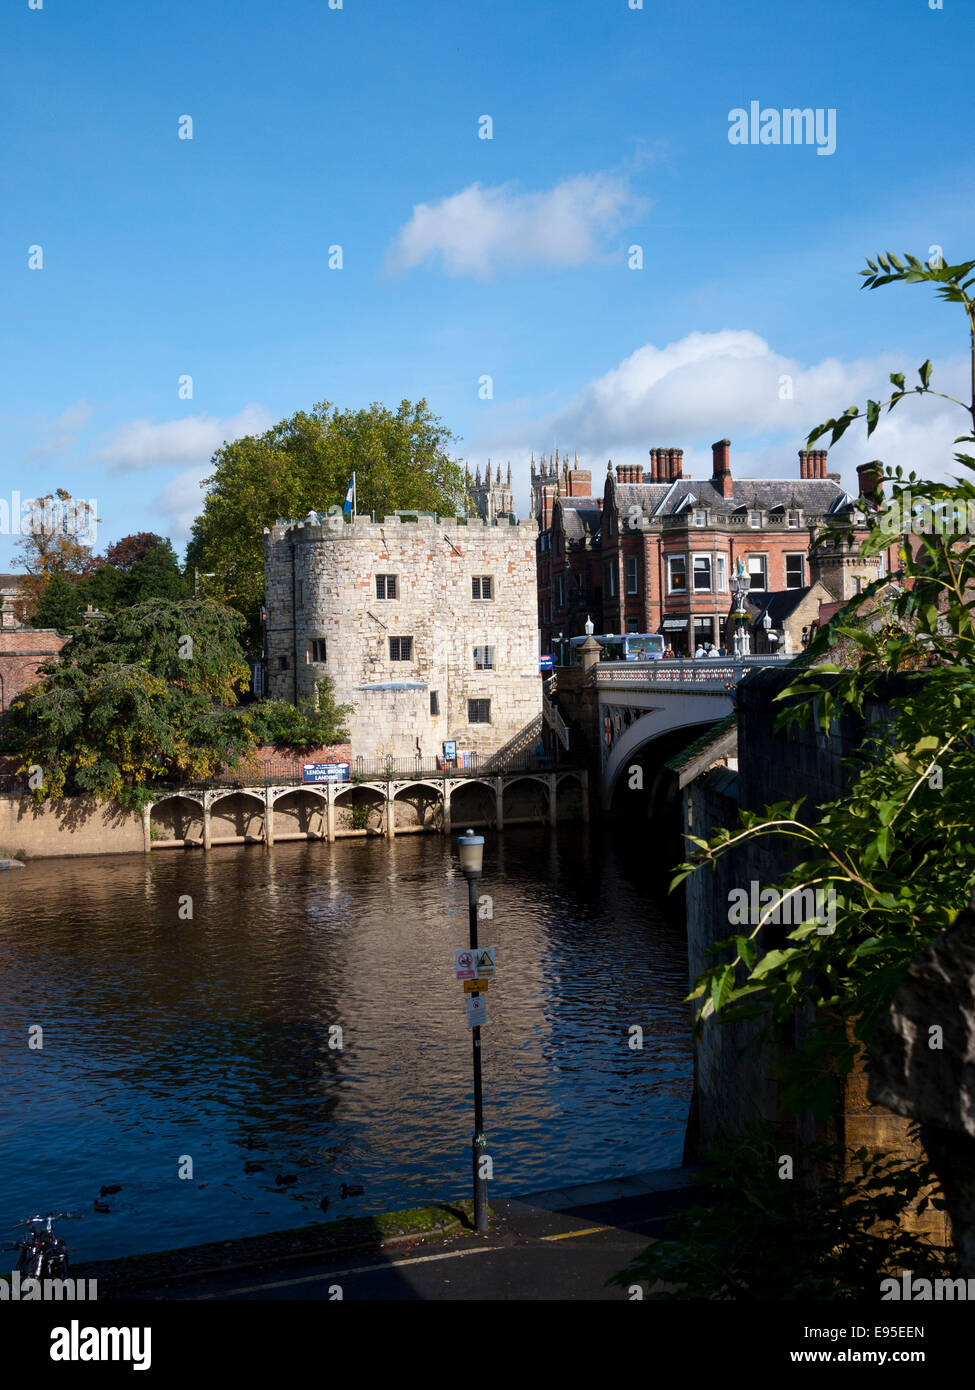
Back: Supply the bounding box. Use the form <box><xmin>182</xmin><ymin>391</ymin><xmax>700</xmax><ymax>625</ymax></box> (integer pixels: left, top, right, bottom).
<box><xmin>2</xmin><ymin>0</ymin><xmax>972</xmax><ymax>566</ymax></box>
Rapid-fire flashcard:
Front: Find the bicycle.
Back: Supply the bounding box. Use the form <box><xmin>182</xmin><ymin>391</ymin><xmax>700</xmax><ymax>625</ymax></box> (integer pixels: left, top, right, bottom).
<box><xmin>3</xmin><ymin>1213</ymin><xmax>82</xmax><ymax>1279</ymax></box>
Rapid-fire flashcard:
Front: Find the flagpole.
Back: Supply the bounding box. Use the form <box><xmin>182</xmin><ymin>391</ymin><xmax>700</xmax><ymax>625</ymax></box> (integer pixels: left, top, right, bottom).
<box><xmin>353</xmin><ymin>471</ymin><xmax>357</xmax><ymax>520</ymax></box>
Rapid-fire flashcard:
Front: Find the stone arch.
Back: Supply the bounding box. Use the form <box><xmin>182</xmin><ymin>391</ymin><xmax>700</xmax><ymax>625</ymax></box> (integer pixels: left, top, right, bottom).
<box><xmin>150</xmin><ymin>795</ymin><xmax>204</xmax><ymax>845</ymax></box>
<box><xmin>449</xmin><ymin>779</ymin><xmax>497</xmax><ymax>829</ymax></box>
<box><xmin>334</xmin><ymin>784</ymin><xmax>384</xmax><ymax>834</ymax></box>
<box><xmin>273</xmin><ymin>788</ymin><xmax>328</xmax><ymax>838</ymax></box>
<box><xmin>209</xmin><ymin>790</ymin><xmax>266</xmax><ymax>842</ymax></box>
<box><xmin>601</xmin><ymin>694</ymin><xmax>733</xmax><ymax>808</ymax></box>
<box><xmin>554</xmin><ymin>770</ymin><xmax>586</xmax><ymax>820</ymax></box>
<box><xmin>501</xmin><ymin>775</ymin><xmax>550</xmax><ymax>825</ymax></box>
<box><xmin>392</xmin><ymin>781</ymin><xmax>443</xmax><ymax>832</ymax></box>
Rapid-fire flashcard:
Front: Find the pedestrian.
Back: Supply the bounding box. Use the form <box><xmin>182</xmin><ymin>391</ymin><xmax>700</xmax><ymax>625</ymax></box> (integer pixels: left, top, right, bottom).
<box><xmin>695</xmin><ymin>644</ymin><xmax>706</xmax><ymax>658</ymax></box>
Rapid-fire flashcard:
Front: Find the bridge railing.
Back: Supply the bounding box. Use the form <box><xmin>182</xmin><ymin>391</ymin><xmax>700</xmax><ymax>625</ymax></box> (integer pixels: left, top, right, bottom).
<box><xmin>591</xmin><ymin>654</ymin><xmax>793</xmax><ymax>685</ymax></box>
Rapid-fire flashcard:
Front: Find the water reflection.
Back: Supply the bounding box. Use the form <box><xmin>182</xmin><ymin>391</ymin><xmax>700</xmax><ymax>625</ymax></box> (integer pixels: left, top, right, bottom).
<box><xmin>0</xmin><ymin>827</ymin><xmax>691</xmax><ymax>1263</ymax></box>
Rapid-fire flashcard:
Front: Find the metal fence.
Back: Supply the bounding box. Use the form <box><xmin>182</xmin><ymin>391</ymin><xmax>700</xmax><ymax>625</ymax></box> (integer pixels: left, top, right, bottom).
<box><xmin>153</xmin><ymin>748</ymin><xmax>572</xmax><ymax>793</ymax></box>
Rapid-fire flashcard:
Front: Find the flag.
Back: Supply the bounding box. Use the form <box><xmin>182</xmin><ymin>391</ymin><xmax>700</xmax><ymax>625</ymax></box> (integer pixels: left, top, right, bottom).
<box><xmin>343</xmin><ymin>477</ymin><xmax>355</xmax><ymax>515</ymax></box>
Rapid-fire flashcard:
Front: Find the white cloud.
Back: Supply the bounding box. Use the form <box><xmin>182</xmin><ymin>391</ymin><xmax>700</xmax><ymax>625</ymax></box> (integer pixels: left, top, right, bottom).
<box><xmin>26</xmin><ymin>399</ymin><xmax>93</xmax><ymax>459</ymax></box>
<box><xmin>93</xmin><ymin>404</ymin><xmax>272</xmax><ymax>474</ymax></box>
<box><xmin>475</xmin><ymin>332</ymin><xmax>968</xmax><ymax>497</ymax></box>
<box><xmin>386</xmin><ymin>173</ymin><xmax>646</xmax><ymax>278</ymax></box>
<box><xmin>152</xmin><ymin>465</ymin><xmax>216</xmax><ymax>543</ymax></box>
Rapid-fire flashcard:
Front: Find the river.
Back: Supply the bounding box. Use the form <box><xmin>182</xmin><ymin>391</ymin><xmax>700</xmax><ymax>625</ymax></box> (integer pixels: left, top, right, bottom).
<box><xmin>0</xmin><ymin>826</ymin><xmax>692</xmax><ymax>1264</ymax></box>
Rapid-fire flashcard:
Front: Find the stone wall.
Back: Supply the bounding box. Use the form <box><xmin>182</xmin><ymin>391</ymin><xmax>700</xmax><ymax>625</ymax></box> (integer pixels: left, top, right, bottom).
<box><xmin>263</xmin><ymin>513</ymin><xmax>541</xmax><ymax>763</ymax></box>
<box><xmin>683</xmin><ymin>766</ymin><xmax>782</xmax><ymax>1160</ymax></box>
<box><xmin>684</xmin><ymin>665</ymin><xmax>948</xmax><ymax>1243</ymax></box>
<box><xmin>0</xmin><ymin>629</ymin><xmax>68</xmax><ymax>712</ymax></box>
<box><xmin>0</xmin><ymin>794</ymin><xmax>143</xmax><ymax>859</ymax></box>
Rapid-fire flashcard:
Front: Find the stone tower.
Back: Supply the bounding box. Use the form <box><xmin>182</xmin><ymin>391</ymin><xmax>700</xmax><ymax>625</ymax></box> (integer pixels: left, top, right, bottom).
<box><xmin>467</xmin><ymin>459</ymin><xmax>514</xmax><ymax>522</ymax></box>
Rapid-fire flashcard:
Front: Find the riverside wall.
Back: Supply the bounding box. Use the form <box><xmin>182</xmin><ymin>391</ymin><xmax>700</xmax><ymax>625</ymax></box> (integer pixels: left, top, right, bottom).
<box><xmin>684</xmin><ymin>666</ymin><xmax>948</xmax><ymax>1244</ymax></box>
<box><xmin>0</xmin><ymin>795</ymin><xmax>144</xmax><ymax>859</ymax></box>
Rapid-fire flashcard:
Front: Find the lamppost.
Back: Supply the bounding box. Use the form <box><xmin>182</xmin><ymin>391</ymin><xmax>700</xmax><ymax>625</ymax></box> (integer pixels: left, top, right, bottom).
<box><xmin>730</xmin><ymin>558</ymin><xmax>751</xmax><ymax>657</ymax></box>
<box><xmin>457</xmin><ymin>829</ymin><xmax>489</xmax><ymax>1234</ymax></box>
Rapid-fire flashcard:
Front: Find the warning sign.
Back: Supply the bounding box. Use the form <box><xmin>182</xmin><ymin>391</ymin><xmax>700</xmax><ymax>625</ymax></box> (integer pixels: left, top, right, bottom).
<box><xmin>466</xmin><ymin>995</ymin><xmax>487</xmax><ymax>1028</ymax></box>
<box><xmin>474</xmin><ymin>947</ymin><xmax>496</xmax><ymax>979</ymax></box>
<box><xmin>463</xmin><ymin>979</ymin><xmax>489</xmax><ymax>993</ymax></box>
<box><xmin>455</xmin><ymin>950</ymin><xmax>475</xmax><ymax>980</ymax></box>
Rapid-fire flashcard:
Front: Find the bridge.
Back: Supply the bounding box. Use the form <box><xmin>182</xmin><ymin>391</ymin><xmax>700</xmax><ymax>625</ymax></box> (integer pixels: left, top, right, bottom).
<box><xmin>589</xmin><ymin>654</ymin><xmax>793</xmax><ymax>807</ymax></box>
<box><xmin>144</xmin><ymin>757</ymin><xmax>589</xmax><ymax>852</ymax></box>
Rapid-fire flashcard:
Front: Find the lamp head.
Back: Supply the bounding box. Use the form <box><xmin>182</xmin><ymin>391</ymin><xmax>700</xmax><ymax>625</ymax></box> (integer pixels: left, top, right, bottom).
<box><xmin>457</xmin><ymin>829</ymin><xmax>484</xmax><ymax>878</ymax></box>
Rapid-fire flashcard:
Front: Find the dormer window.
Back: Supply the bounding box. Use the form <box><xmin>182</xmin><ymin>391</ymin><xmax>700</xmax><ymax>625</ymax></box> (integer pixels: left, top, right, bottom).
<box><xmin>748</xmin><ymin>511</ymin><xmax>762</xmax><ymax>528</ymax></box>
<box><xmin>694</xmin><ymin>510</ymin><xmax>706</xmax><ymax>527</ymax></box>
<box><xmin>786</xmin><ymin>510</ymin><xmax>800</xmax><ymax>528</ymax></box>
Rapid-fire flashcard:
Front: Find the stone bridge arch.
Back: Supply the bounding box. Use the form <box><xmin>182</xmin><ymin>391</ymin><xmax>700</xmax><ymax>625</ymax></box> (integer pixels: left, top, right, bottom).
<box><xmin>601</xmin><ymin>693</ymin><xmax>733</xmax><ymax>809</ymax></box>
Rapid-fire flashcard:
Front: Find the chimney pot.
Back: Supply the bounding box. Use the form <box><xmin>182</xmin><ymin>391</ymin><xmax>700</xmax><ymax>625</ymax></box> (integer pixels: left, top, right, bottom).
<box><xmin>856</xmin><ymin>460</ymin><xmax>884</xmax><ymax>505</ymax></box>
<box><xmin>711</xmin><ymin>438</ymin><xmax>733</xmax><ymax>498</ymax></box>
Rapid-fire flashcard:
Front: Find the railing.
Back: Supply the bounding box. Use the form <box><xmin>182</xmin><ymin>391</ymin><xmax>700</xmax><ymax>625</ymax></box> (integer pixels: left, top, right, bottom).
<box><xmin>153</xmin><ymin>748</ymin><xmax>571</xmax><ymax>793</ymax></box>
<box><xmin>591</xmin><ymin>653</ymin><xmax>792</xmax><ymax>686</ymax></box>
<box><xmin>481</xmin><ymin>713</ymin><xmax>545</xmax><ymax>772</ymax></box>
<box><xmin>543</xmin><ymin>695</ymin><xmax>571</xmax><ymax>750</ymax></box>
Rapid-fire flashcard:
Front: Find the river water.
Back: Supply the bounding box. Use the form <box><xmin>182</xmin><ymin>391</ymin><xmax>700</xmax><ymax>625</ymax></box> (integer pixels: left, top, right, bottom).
<box><xmin>0</xmin><ymin>827</ymin><xmax>692</xmax><ymax>1264</ymax></box>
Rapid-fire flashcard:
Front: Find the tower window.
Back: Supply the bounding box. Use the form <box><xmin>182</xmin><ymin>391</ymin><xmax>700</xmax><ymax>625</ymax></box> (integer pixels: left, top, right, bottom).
<box><xmin>472</xmin><ymin>576</ymin><xmax>493</xmax><ymax>599</ymax></box>
<box><xmin>389</xmin><ymin>636</ymin><xmax>413</xmax><ymax>661</ymax></box>
<box><xmin>376</xmin><ymin>574</ymin><xmax>398</xmax><ymax>599</ymax></box>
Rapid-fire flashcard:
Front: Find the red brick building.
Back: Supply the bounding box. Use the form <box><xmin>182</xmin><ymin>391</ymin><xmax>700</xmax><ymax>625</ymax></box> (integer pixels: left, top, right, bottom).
<box><xmin>0</xmin><ymin>629</ymin><xmax>68</xmax><ymax>714</ymax></box>
<box><xmin>536</xmin><ymin>443</ymin><xmax>900</xmax><ymax>657</ymax></box>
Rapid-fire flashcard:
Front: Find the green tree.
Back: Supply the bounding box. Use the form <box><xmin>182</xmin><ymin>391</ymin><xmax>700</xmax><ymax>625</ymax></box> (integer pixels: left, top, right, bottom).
<box><xmin>679</xmin><ymin>250</ymin><xmax>975</xmax><ymax>1119</ymax></box>
<box><xmin>186</xmin><ymin>398</ymin><xmax>468</xmax><ymax>635</ymax></box>
<box><xmin>6</xmin><ymin>599</ymin><xmax>254</xmax><ymax>807</ymax></box>
<box><xmin>245</xmin><ymin>678</ymin><xmax>352</xmax><ymax>748</ymax></box>
<box><xmin>30</xmin><ymin>572</ymin><xmax>86</xmax><ymax>632</ymax></box>
<box><xmin>119</xmin><ymin>537</ymin><xmax>186</xmax><ymax>604</ymax></box>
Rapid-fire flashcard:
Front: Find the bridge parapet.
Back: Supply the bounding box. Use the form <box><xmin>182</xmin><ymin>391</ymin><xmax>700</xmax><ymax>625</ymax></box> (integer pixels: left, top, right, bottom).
<box><xmin>592</xmin><ymin>654</ymin><xmax>793</xmax><ymax>688</ymax></box>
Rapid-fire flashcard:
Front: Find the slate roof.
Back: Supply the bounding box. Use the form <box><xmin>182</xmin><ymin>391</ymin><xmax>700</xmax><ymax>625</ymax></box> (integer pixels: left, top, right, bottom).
<box><xmin>742</xmin><ymin>588</ymin><xmax>815</xmax><ymax>625</ymax></box>
<box><xmin>612</xmin><ymin>477</ymin><xmax>850</xmax><ymax>519</ymax></box>
<box><xmin>555</xmin><ymin>496</ymin><xmax>602</xmax><ymax>541</ymax></box>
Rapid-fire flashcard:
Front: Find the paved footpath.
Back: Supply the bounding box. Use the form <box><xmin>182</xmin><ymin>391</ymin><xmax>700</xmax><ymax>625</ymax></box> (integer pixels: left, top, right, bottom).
<box><xmin>132</xmin><ymin>1169</ymin><xmax>699</xmax><ymax>1302</ymax></box>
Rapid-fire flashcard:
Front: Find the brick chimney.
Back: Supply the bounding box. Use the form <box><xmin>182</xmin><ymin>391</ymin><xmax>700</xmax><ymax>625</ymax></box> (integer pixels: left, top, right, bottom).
<box><xmin>539</xmin><ymin>484</ymin><xmax>556</xmax><ymax>528</ymax></box>
<box><xmin>712</xmin><ymin>438</ymin><xmax>733</xmax><ymax>499</ymax></box>
<box><xmin>857</xmin><ymin>461</ymin><xmax>884</xmax><ymax>505</ymax></box>
<box><xmin>567</xmin><ymin>466</ymin><xmax>592</xmax><ymax>497</ymax></box>
<box><xmin>799</xmin><ymin>449</ymin><xmax>810</xmax><ymax>479</ymax></box>
<box><xmin>669</xmin><ymin>448</ymin><xmax>683</xmax><ymax>481</ymax></box>
<box><xmin>816</xmin><ymin>450</ymin><xmax>828</xmax><ymax>478</ymax></box>
<box><xmin>648</xmin><ymin>448</ymin><xmax>659</xmax><ymax>482</ymax></box>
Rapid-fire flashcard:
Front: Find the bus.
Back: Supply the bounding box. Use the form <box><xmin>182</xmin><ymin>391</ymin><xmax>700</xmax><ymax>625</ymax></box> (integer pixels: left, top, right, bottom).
<box><xmin>568</xmin><ymin>633</ymin><xmax>666</xmax><ymax>662</ymax></box>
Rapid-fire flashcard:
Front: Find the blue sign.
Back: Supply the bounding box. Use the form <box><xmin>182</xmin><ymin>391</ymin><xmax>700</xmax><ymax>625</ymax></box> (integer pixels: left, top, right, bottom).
<box><xmin>539</xmin><ymin>654</ymin><xmax>554</xmax><ymax>671</ymax></box>
<box><xmin>303</xmin><ymin>762</ymin><xmax>350</xmax><ymax>783</ymax></box>
<box><xmin>443</xmin><ymin>740</ymin><xmax>457</xmax><ymax>761</ymax></box>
